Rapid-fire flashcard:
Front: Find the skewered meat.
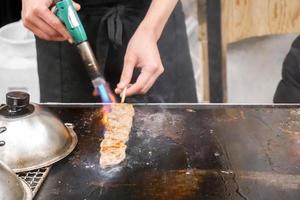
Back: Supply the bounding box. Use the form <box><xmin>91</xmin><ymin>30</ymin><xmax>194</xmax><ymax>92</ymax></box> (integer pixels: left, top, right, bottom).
<box><xmin>99</xmin><ymin>104</ymin><xmax>134</xmax><ymax>168</ymax></box>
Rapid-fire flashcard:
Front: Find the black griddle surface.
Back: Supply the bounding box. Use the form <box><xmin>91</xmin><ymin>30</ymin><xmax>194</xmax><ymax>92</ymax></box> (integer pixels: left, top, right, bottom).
<box><xmin>35</xmin><ymin>105</ymin><xmax>300</xmax><ymax>200</ymax></box>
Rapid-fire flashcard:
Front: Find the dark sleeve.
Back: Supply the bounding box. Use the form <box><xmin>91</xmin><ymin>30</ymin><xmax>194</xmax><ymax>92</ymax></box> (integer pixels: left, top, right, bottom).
<box><xmin>0</xmin><ymin>0</ymin><xmax>22</xmax><ymax>27</ymax></box>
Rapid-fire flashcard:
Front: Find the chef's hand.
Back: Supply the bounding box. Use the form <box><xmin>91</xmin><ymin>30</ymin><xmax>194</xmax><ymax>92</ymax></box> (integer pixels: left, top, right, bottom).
<box><xmin>21</xmin><ymin>0</ymin><xmax>80</xmax><ymax>43</ymax></box>
<box><xmin>115</xmin><ymin>27</ymin><xmax>164</xmax><ymax>96</ymax></box>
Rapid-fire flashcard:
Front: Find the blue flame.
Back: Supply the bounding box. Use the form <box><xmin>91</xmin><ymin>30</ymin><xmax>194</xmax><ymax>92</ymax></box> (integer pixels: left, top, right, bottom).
<box><xmin>97</xmin><ymin>84</ymin><xmax>111</xmax><ymax>103</ymax></box>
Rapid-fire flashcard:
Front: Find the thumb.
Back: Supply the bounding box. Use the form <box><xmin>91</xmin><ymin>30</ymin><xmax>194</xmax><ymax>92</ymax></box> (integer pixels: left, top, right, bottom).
<box><xmin>115</xmin><ymin>56</ymin><xmax>136</xmax><ymax>94</ymax></box>
<box><xmin>72</xmin><ymin>1</ymin><xmax>81</xmax><ymax>11</ymax></box>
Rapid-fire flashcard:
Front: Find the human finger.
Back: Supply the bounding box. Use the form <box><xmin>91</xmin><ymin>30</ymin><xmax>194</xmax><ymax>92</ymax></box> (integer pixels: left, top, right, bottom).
<box><xmin>125</xmin><ymin>68</ymin><xmax>153</xmax><ymax>96</ymax></box>
<box><xmin>72</xmin><ymin>1</ymin><xmax>81</xmax><ymax>10</ymax></box>
<box><xmin>140</xmin><ymin>65</ymin><xmax>164</xmax><ymax>94</ymax></box>
<box><xmin>38</xmin><ymin>8</ymin><xmax>72</xmax><ymax>41</ymax></box>
<box><xmin>34</xmin><ymin>16</ymin><xmax>65</xmax><ymax>39</ymax></box>
<box><xmin>115</xmin><ymin>56</ymin><xmax>136</xmax><ymax>94</ymax></box>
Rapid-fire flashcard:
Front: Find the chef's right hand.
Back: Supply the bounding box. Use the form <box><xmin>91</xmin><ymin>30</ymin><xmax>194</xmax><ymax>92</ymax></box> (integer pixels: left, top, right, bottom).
<box><xmin>21</xmin><ymin>0</ymin><xmax>80</xmax><ymax>43</ymax></box>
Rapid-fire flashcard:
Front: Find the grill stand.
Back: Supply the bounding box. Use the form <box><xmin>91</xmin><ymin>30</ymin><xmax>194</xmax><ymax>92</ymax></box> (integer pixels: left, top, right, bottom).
<box><xmin>17</xmin><ymin>166</ymin><xmax>51</xmax><ymax>198</ymax></box>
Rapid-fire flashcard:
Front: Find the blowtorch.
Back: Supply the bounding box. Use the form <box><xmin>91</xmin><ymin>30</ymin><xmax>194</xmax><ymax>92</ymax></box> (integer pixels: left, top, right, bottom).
<box><xmin>53</xmin><ymin>0</ymin><xmax>111</xmax><ymax>103</ymax></box>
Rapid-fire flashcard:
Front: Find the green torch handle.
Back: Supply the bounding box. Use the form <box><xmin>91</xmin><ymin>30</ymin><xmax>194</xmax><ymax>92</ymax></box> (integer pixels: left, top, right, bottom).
<box><xmin>54</xmin><ymin>0</ymin><xmax>87</xmax><ymax>44</ymax></box>
<box><xmin>53</xmin><ymin>0</ymin><xmax>112</xmax><ymax>103</ymax></box>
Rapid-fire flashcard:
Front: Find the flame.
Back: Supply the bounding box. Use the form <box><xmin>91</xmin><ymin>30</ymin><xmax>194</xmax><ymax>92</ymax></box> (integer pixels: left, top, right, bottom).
<box><xmin>92</xmin><ymin>88</ymin><xmax>99</xmax><ymax>97</ymax></box>
<box><xmin>100</xmin><ymin>86</ymin><xmax>116</xmax><ymax>127</ymax></box>
<box><xmin>108</xmin><ymin>90</ymin><xmax>117</xmax><ymax>103</ymax></box>
<box><xmin>92</xmin><ymin>82</ymin><xmax>117</xmax><ymax>129</ymax></box>
<box><xmin>93</xmin><ymin>83</ymin><xmax>117</xmax><ymax>104</ymax></box>
<box><xmin>101</xmin><ymin>109</ymin><xmax>109</xmax><ymax>126</ymax></box>
<box><xmin>100</xmin><ymin>104</ymin><xmax>112</xmax><ymax>127</ymax></box>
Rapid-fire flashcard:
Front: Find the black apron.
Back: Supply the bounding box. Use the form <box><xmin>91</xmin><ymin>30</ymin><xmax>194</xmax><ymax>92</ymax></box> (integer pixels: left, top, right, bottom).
<box><xmin>36</xmin><ymin>0</ymin><xmax>198</xmax><ymax>103</ymax></box>
<box><xmin>274</xmin><ymin>35</ymin><xmax>300</xmax><ymax>103</ymax></box>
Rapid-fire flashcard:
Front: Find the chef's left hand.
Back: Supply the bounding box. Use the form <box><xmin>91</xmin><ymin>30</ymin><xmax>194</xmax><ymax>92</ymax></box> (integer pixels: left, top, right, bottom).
<box><xmin>115</xmin><ymin>26</ymin><xmax>164</xmax><ymax>96</ymax></box>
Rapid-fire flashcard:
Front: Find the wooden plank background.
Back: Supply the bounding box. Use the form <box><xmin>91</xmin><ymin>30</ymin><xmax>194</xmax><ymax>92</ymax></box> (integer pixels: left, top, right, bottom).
<box><xmin>222</xmin><ymin>0</ymin><xmax>300</xmax><ymax>43</ymax></box>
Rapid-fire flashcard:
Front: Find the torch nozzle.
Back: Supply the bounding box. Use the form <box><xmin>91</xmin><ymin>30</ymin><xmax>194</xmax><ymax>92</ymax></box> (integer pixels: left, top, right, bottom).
<box><xmin>76</xmin><ymin>42</ymin><xmax>113</xmax><ymax>103</ymax></box>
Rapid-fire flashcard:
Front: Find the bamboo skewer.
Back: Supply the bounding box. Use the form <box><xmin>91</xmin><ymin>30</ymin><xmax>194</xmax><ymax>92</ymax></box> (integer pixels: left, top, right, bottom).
<box><xmin>121</xmin><ymin>87</ymin><xmax>127</xmax><ymax>103</ymax></box>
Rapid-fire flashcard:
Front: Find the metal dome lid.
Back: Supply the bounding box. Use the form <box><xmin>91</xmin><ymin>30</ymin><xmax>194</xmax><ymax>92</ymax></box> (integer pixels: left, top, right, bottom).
<box><xmin>0</xmin><ymin>161</ymin><xmax>32</xmax><ymax>200</ymax></box>
<box><xmin>0</xmin><ymin>91</ymin><xmax>77</xmax><ymax>172</ymax></box>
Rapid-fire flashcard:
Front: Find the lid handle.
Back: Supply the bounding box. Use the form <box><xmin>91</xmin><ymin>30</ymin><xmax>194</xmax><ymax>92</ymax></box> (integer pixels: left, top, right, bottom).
<box><xmin>0</xmin><ymin>127</ymin><xmax>6</xmax><ymax>133</ymax></box>
<box><xmin>6</xmin><ymin>92</ymin><xmax>30</xmax><ymax>113</ymax></box>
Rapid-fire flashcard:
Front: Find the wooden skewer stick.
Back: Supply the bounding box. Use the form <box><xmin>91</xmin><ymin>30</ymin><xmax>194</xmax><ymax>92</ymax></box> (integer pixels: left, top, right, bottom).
<box><xmin>121</xmin><ymin>87</ymin><xmax>127</xmax><ymax>103</ymax></box>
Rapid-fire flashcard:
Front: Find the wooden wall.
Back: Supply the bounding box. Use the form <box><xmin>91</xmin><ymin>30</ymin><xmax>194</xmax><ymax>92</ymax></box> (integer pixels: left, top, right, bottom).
<box><xmin>222</xmin><ymin>0</ymin><xmax>300</xmax><ymax>43</ymax></box>
<box><xmin>198</xmin><ymin>0</ymin><xmax>300</xmax><ymax>102</ymax></box>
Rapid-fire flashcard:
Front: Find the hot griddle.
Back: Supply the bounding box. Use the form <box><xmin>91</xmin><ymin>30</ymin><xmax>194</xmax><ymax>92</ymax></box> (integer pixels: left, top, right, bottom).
<box><xmin>34</xmin><ymin>104</ymin><xmax>300</xmax><ymax>200</ymax></box>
